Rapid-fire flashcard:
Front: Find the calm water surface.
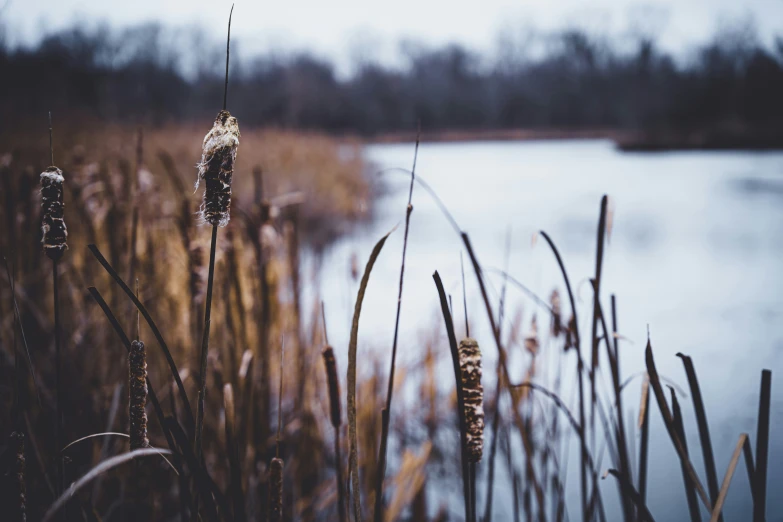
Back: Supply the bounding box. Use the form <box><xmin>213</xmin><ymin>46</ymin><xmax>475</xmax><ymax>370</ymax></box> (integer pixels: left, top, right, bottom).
<box><xmin>309</xmin><ymin>140</ymin><xmax>783</xmax><ymax>521</ymax></box>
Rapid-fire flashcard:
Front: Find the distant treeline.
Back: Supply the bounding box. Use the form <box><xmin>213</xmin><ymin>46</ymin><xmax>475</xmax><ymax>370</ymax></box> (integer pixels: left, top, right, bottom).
<box><xmin>2</xmin><ymin>21</ymin><xmax>783</xmax><ymax>136</ymax></box>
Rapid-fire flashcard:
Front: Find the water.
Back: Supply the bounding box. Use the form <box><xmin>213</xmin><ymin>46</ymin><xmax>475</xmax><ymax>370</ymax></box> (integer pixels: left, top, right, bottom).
<box><xmin>309</xmin><ymin>139</ymin><xmax>783</xmax><ymax>521</ymax></box>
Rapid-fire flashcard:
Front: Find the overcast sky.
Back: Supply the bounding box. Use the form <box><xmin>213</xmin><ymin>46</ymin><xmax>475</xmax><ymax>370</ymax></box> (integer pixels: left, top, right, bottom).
<box><xmin>5</xmin><ymin>0</ymin><xmax>783</xmax><ymax>62</ymax></box>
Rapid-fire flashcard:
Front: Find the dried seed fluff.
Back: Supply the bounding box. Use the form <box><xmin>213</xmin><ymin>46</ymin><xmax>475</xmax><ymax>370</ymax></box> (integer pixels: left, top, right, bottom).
<box><xmin>40</xmin><ymin>166</ymin><xmax>67</xmax><ymax>260</ymax></box>
<box><xmin>458</xmin><ymin>337</ymin><xmax>484</xmax><ymax>462</ymax></box>
<box><xmin>195</xmin><ymin>110</ymin><xmax>240</xmax><ymax>227</ymax></box>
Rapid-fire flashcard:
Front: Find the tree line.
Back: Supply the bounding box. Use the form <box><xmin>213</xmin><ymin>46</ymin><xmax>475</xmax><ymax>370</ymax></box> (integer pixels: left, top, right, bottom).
<box><xmin>1</xmin><ymin>20</ymin><xmax>782</xmax><ymax>136</ymax></box>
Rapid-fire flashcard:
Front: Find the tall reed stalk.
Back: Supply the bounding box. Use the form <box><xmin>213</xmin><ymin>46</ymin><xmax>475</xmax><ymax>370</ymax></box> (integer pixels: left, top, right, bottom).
<box><xmin>41</xmin><ymin>112</ymin><xmax>67</xmax><ymax>498</ymax></box>
<box><xmin>374</xmin><ymin>126</ymin><xmax>419</xmax><ymax>522</ymax></box>
<box><xmin>195</xmin><ymin>5</ymin><xmax>238</xmax><ymax>466</ymax></box>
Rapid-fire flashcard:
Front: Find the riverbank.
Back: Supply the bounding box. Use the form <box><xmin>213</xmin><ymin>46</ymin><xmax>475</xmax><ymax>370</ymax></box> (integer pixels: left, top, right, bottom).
<box><xmin>366</xmin><ymin>126</ymin><xmax>783</xmax><ymax>151</ymax></box>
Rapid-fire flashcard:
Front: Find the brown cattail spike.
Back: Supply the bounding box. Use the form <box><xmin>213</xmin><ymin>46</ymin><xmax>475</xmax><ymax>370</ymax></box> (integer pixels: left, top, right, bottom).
<box><xmin>196</xmin><ymin>110</ymin><xmax>240</xmax><ymax>227</ymax></box>
<box><xmin>322</xmin><ymin>346</ymin><xmax>341</xmax><ymax>428</ymax></box>
<box><xmin>129</xmin><ymin>340</ymin><xmax>149</xmax><ymax>450</ymax></box>
<box><xmin>550</xmin><ymin>289</ymin><xmax>563</xmax><ymax>337</ymax></box>
<box><xmin>269</xmin><ymin>457</ymin><xmax>284</xmax><ymax>522</ymax></box>
<box><xmin>40</xmin><ymin>166</ymin><xmax>67</xmax><ymax>260</ymax></box>
<box><xmin>10</xmin><ymin>431</ymin><xmax>26</xmax><ymax>522</ymax></box>
<box><xmin>458</xmin><ymin>337</ymin><xmax>484</xmax><ymax>462</ymax></box>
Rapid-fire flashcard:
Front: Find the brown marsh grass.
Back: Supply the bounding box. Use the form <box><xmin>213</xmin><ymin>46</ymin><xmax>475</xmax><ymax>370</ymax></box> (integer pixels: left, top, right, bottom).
<box><xmin>0</xmin><ymin>118</ymin><xmax>775</xmax><ymax>522</ymax></box>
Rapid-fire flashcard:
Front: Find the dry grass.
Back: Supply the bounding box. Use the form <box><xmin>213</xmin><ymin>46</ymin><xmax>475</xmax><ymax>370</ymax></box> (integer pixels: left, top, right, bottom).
<box><xmin>0</xmin><ymin>122</ymin><xmax>774</xmax><ymax>522</ymax></box>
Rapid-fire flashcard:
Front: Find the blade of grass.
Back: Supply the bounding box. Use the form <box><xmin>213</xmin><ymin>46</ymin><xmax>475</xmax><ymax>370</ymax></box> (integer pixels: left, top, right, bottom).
<box><xmin>540</xmin><ymin>230</ymin><xmax>587</xmax><ymax>519</ymax></box>
<box><xmin>589</xmin><ymin>196</ymin><xmax>608</xmax><ymax>479</ymax></box>
<box><xmin>88</xmin><ymin>244</ymin><xmax>195</xmax><ymax>430</ymax></box>
<box><xmin>671</xmin><ymin>387</ymin><xmax>701</xmax><ymax>522</ymax></box>
<box><xmin>347</xmin><ymin>230</ymin><xmax>393</xmax><ymax>522</ymax></box>
<box><xmin>42</xmin><ymin>448</ymin><xmax>172</xmax><ymax>522</ymax></box>
<box><xmin>753</xmin><ymin>369</ymin><xmax>771</xmax><ymax>522</ymax></box>
<box><xmin>604</xmin><ymin>470</ymin><xmax>656</xmax><ymax>522</ymax></box>
<box><xmin>646</xmin><ymin>341</ymin><xmax>712</xmax><ymax>511</ymax></box>
<box><xmin>610</xmin><ymin>295</ymin><xmax>634</xmax><ymax>522</ymax></box>
<box><xmin>709</xmin><ymin>434</ymin><xmax>749</xmax><ymax>522</ymax></box>
<box><xmin>676</xmin><ymin>353</ymin><xmax>721</xmax><ymax>519</ymax></box>
<box><xmin>433</xmin><ymin>271</ymin><xmax>472</xmax><ymax>522</ymax></box>
<box><xmin>638</xmin><ymin>376</ymin><xmax>650</xmax><ymax>520</ymax></box>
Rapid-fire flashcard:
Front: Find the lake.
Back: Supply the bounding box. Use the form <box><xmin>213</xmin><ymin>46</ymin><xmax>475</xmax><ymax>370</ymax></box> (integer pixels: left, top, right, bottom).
<box><xmin>309</xmin><ymin>139</ymin><xmax>783</xmax><ymax>521</ymax></box>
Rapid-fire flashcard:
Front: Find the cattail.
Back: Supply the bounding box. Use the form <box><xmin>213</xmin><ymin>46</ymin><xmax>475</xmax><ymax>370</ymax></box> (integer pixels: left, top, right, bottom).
<box><xmin>550</xmin><ymin>289</ymin><xmax>563</xmax><ymax>337</ymax></box>
<box><xmin>458</xmin><ymin>337</ymin><xmax>484</xmax><ymax>462</ymax></box>
<box><xmin>565</xmin><ymin>315</ymin><xmax>576</xmax><ymax>351</ymax></box>
<box><xmin>524</xmin><ymin>316</ymin><xmax>540</xmax><ymax>356</ymax></box>
<box><xmin>40</xmin><ymin>166</ymin><xmax>67</xmax><ymax>260</ymax></box>
<box><xmin>322</xmin><ymin>347</ymin><xmax>341</xmax><ymax>428</ymax></box>
<box><xmin>269</xmin><ymin>457</ymin><xmax>284</xmax><ymax>522</ymax></box>
<box><xmin>129</xmin><ymin>340</ymin><xmax>149</xmax><ymax>450</ymax></box>
<box><xmin>10</xmin><ymin>431</ymin><xmax>26</xmax><ymax>522</ymax></box>
<box><xmin>195</xmin><ymin>110</ymin><xmax>240</xmax><ymax>227</ymax></box>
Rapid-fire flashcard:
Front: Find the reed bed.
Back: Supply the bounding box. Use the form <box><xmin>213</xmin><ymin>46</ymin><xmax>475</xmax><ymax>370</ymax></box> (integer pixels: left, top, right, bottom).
<box><xmin>0</xmin><ymin>111</ymin><xmax>775</xmax><ymax>522</ymax></box>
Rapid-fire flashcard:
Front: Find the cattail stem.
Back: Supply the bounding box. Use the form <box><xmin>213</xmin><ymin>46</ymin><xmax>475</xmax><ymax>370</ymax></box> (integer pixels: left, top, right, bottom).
<box><xmin>195</xmin><ymin>223</ymin><xmax>218</xmax><ymax>460</ymax></box>
<box><xmin>53</xmin><ymin>259</ymin><xmax>63</xmax><ymax>497</ymax></box>
<box><xmin>374</xmin><ymin>125</ymin><xmax>419</xmax><ymax>522</ymax></box>
<box><xmin>128</xmin><ymin>128</ymin><xmax>142</xmax><ymax>298</ymax></box>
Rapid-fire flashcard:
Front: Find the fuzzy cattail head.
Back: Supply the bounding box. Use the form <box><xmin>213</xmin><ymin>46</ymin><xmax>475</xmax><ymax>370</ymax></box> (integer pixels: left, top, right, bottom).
<box><xmin>129</xmin><ymin>340</ymin><xmax>149</xmax><ymax>450</ymax></box>
<box><xmin>196</xmin><ymin>110</ymin><xmax>240</xmax><ymax>227</ymax></box>
<box><xmin>40</xmin><ymin>166</ymin><xmax>67</xmax><ymax>260</ymax></box>
<box><xmin>458</xmin><ymin>337</ymin><xmax>484</xmax><ymax>462</ymax></box>
<box><xmin>322</xmin><ymin>347</ymin><xmax>341</xmax><ymax>428</ymax></box>
<box><xmin>10</xmin><ymin>431</ymin><xmax>26</xmax><ymax>522</ymax></box>
<box><xmin>269</xmin><ymin>457</ymin><xmax>284</xmax><ymax>522</ymax></box>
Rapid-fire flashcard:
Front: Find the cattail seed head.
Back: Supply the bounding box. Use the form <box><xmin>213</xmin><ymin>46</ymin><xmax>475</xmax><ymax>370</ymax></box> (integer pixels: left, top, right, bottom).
<box><xmin>524</xmin><ymin>316</ymin><xmax>540</xmax><ymax>356</ymax></box>
<box><xmin>40</xmin><ymin>166</ymin><xmax>67</xmax><ymax>260</ymax></box>
<box><xmin>196</xmin><ymin>110</ymin><xmax>240</xmax><ymax>227</ymax></box>
<box><xmin>550</xmin><ymin>289</ymin><xmax>563</xmax><ymax>337</ymax></box>
<box><xmin>269</xmin><ymin>457</ymin><xmax>284</xmax><ymax>522</ymax></box>
<box><xmin>565</xmin><ymin>315</ymin><xmax>576</xmax><ymax>351</ymax></box>
<box><xmin>129</xmin><ymin>340</ymin><xmax>149</xmax><ymax>450</ymax></box>
<box><xmin>322</xmin><ymin>346</ymin><xmax>341</xmax><ymax>428</ymax></box>
<box><xmin>458</xmin><ymin>337</ymin><xmax>484</xmax><ymax>462</ymax></box>
<box><xmin>10</xmin><ymin>431</ymin><xmax>26</xmax><ymax>522</ymax></box>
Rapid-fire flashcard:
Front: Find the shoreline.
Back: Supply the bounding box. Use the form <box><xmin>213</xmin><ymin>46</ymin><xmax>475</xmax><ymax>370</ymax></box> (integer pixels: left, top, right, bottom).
<box><xmin>363</xmin><ymin>127</ymin><xmax>783</xmax><ymax>151</ymax></box>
